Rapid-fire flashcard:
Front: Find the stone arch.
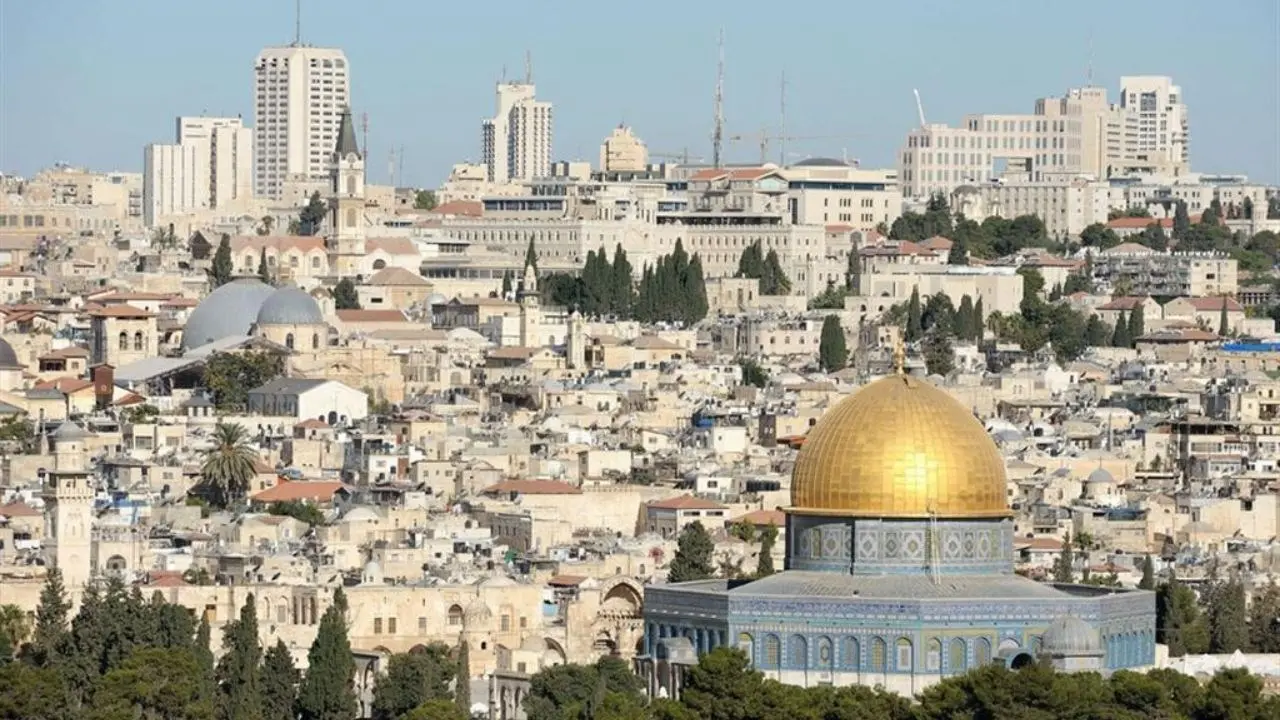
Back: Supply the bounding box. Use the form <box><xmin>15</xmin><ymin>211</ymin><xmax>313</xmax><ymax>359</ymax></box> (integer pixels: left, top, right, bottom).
<box><xmin>926</xmin><ymin>637</ymin><xmax>942</xmax><ymax>671</ymax></box>
<box><xmin>372</xmin><ymin>645</ymin><xmax>392</xmax><ymax>656</ymax></box>
<box><xmin>541</xmin><ymin>638</ymin><xmax>567</xmax><ymax>667</ymax></box>
<box><xmin>841</xmin><ymin>636</ymin><xmax>860</xmax><ymax>670</ymax></box>
<box><xmin>789</xmin><ymin>634</ymin><xmax>808</xmax><ymax>670</ymax></box>
<box><xmin>975</xmin><ymin>637</ymin><xmax>992</xmax><ymax>665</ymax></box>
<box><xmin>599</xmin><ymin>577</ymin><xmax>643</xmax><ymax>617</ymax></box>
<box><xmin>105</xmin><ymin>554</ymin><xmax>127</xmax><ymax>572</ymax></box>
<box><xmin>762</xmin><ymin>634</ymin><xmax>781</xmax><ymax>669</ymax></box>
<box><xmin>447</xmin><ymin>604</ymin><xmax>464</xmax><ymax>627</ymax></box>
<box><xmin>592</xmin><ymin>630</ymin><xmax>617</xmax><ymax>655</ymax></box>
<box><xmin>895</xmin><ymin>637</ymin><xmax>913</xmax><ymax>671</ymax></box>
<box><xmin>409</xmin><ymin>644</ymin><xmax>428</xmax><ymax>654</ymax></box>
<box><xmin>870</xmin><ymin>636</ymin><xmax>887</xmax><ymax>673</ymax></box>
<box><xmin>949</xmin><ymin>638</ymin><xmax>967</xmax><ymax>673</ymax></box>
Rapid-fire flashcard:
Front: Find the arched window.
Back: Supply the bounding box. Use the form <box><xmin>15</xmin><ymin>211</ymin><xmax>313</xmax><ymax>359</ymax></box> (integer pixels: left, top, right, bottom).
<box><xmin>762</xmin><ymin>634</ymin><xmax>780</xmax><ymax>669</ymax></box>
<box><xmin>975</xmin><ymin>637</ymin><xmax>992</xmax><ymax>665</ymax></box>
<box><xmin>346</xmin><ymin>175</ymin><xmax>356</xmax><ymax>196</ymax></box>
<box><xmin>372</xmin><ymin>258</ymin><xmax>387</xmax><ymax>270</ymax></box>
<box><xmin>447</xmin><ymin>605</ymin><xmax>464</xmax><ymax>627</ymax></box>
<box><xmin>816</xmin><ymin>636</ymin><xmax>833</xmax><ymax>669</ymax></box>
<box><xmin>841</xmin><ymin>637</ymin><xmax>860</xmax><ymax>670</ymax></box>
<box><xmin>285</xmin><ymin>333</ymin><xmax>295</xmax><ymax>349</ymax></box>
<box><xmin>312</xmin><ymin>333</ymin><xmax>320</xmax><ymax>350</ymax></box>
<box><xmin>133</xmin><ymin>331</ymin><xmax>144</xmax><ymax>351</ymax></box>
<box><xmin>117</xmin><ymin>331</ymin><xmax>128</xmax><ymax>350</ymax></box>
<box><xmin>870</xmin><ymin>637</ymin><xmax>886</xmax><ymax>672</ymax></box>
<box><xmin>789</xmin><ymin>635</ymin><xmax>808</xmax><ymax>670</ymax></box>
<box><xmin>895</xmin><ymin>637</ymin><xmax>913</xmax><ymax>671</ymax></box>
<box><xmin>949</xmin><ymin>638</ymin><xmax>967</xmax><ymax>673</ymax></box>
<box><xmin>926</xmin><ymin>638</ymin><xmax>942</xmax><ymax>671</ymax></box>
<box><xmin>311</xmin><ymin>255</ymin><xmax>321</xmax><ymax>268</ymax></box>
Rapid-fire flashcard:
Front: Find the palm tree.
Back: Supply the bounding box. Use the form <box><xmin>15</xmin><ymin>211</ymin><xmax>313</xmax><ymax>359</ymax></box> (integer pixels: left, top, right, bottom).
<box><xmin>200</xmin><ymin>422</ymin><xmax>259</xmax><ymax>508</ymax></box>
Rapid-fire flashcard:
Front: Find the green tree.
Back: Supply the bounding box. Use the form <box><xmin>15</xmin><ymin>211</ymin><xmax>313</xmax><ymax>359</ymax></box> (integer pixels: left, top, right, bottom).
<box><xmin>818</xmin><ymin>315</ymin><xmax>847</xmax><ymax>372</ymax></box>
<box><xmin>261</xmin><ymin>640</ymin><xmax>299</xmax><ymax>720</ymax></box>
<box><xmin>1139</xmin><ymin>222</ymin><xmax>1169</xmax><ymax>251</ymax></box>
<box><xmin>523</xmin><ymin>656</ymin><xmax>641</xmax><ymax>720</ymax></box>
<box><xmin>89</xmin><ymin>646</ymin><xmax>216</xmax><ymax>720</ymax></box>
<box><xmin>194</xmin><ymin>614</ymin><xmax>215</xmax><ymax>683</ymax></box>
<box><xmin>905</xmin><ymin>286</ymin><xmax>923</xmax><ymax>342</ymax></box>
<box><xmin>677</xmin><ymin>647</ymin><xmax>766</xmax><ymax>720</ymax></box>
<box><xmin>1138</xmin><ymin>555</ymin><xmax>1155</xmax><ymax>590</ymax></box>
<box><xmin>955</xmin><ymin>295</ymin><xmax>975</xmax><ymax>342</ymax></box>
<box><xmin>297</xmin><ymin>589</ymin><xmax>357</xmax><ymax>720</ymax></box>
<box><xmin>756</xmin><ymin>526</ymin><xmax>776</xmax><ymax>578</ymax></box>
<box><xmin>1157</xmin><ymin>577</ymin><xmax>1210</xmax><ymax>656</ymax></box>
<box><xmin>298</xmin><ymin>191</ymin><xmax>328</xmax><ymax>236</ymax></box>
<box><xmin>807</xmin><ymin>283</ymin><xmax>847</xmax><ymax>310</ymax></box>
<box><xmin>501</xmin><ymin>270</ymin><xmax>513</xmax><ymax>299</ymax></box>
<box><xmin>210</xmin><ymin>234</ymin><xmax>234</xmax><ymax>288</ymax></box>
<box><xmin>1172</xmin><ymin>200</ymin><xmax>1191</xmax><ymax>240</ymax></box>
<box><xmin>1207</xmin><ymin>579</ymin><xmax>1248</xmax><ymax>653</ymax></box>
<box><xmin>413</xmin><ymin>190</ymin><xmax>438</xmax><ymax>211</ymax></box>
<box><xmin>1080</xmin><ymin>222</ymin><xmax>1121</xmax><ymax>250</ymax></box>
<box><xmin>972</xmin><ymin>297</ymin><xmax>984</xmax><ymax>340</ymax></box>
<box><xmin>256</xmin><ymin>248</ymin><xmax>271</xmax><ymax>285</ymax></box>
<box><xmin>267</xmin><ymin>500</ymin><xmax>326</xmax><ymax>526</ymax></box>
<box><xmin>31</xmin><ymin>568</ymin><xmax>71</xmax><ymax>663</ymax></box>
<box><xmin>610</xmin><ymin>244</ymin><xmax>636</xmax><ymax>317</ymax></box>
<box><xmin>1084</xmin><ymin>315</ymin><xmax>1111</xmax><ymax>347</ymax></box>
<box><xmin>402</xmin><ymin>700</ymin><xmax>468</xmax><ymax>720</ymax></box>
<box><xmin>201</xmin><ymin>351</ymin><xmax>284</xmax><ymax>410</ymax></box>
<box><xmin>1248</xmin><ymin>581</ymin><xmax>1280</xmax><ymax>653</ymax></box>
<box><xmin>737</xmin><ymin>357</ymin><xmax>769</xmax><ymax>388</ymax></box>
<box><xmin>846</xmin><ymin>247</ymin><xmax>861</xmax><ymax>293</ymax></box>
<box><xmin>1219</xmin><ymin>299</ymin><xmax>1230</xmax><ymax>336</ymax></box>
<box><xmin>455</xmin><ymin>641</ymin><xmax>471</xmax><ymax>716</ymax></box>
<box><xmin>1243</xmin><ymin>195</ymin><xmax>1255</xmax><ymax>220</ymax></box>
<box><xmin>1111</xmin><ymin>311</ymin><xmax>1132</xmax><ymax>348</ymax></box>
<box><xmin>199</xmin><ymin>422</ymin><xmax>260</xmax><ymax>509</ymax></box>
<box><xmin>0</xmin><ymin>662</ymin><xmax>75</xmax><ymax>719</ymax></box>
<box><xmin>0</xmin><ymin>604</ymin><xmax>29</xmax><ymax>661</ymax></box>
<box><xmin>922</xmin><ymin>332</ymin><xmax>954</xmax><ymax>376</ymax></box>
<box><xmin>761</xmin><ymin>250</ymin><xmax>791</xmax><ymax>295</ymax></box>
<box><xmin>667</xmin><ymin>522</ymin><xmax>715</xmax><ymax>583</ymax></box>
<box><xmin>333</xmin><ymin>278</ymin><xmax>360</xmax><ymax>310</ymax></box>
<box><xmin>371</xmin><ymin>644</ymin><xmax>456</xmax><ymax>720</ymax></box>
<box><xmin>215</xmin><ymin>594</ymin><xmax>263</xmax><ymax>720</ymax></box>
<box><xmin>1128</xmin><ymin>305</ymin><xmax>1145</xmax><ymax>342</ymax></box>
<box><xmin>1053</xmin><ymin>532</ymin><xmax>1074</xmax><ymax>583</ymax></box>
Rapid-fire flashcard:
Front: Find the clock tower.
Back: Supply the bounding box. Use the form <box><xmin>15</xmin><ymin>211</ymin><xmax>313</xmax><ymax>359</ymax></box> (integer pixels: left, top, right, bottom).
<box><xmin>328</xmin><ymin>106</ymin><xmax>366</xmax><ymax>278</ymax></box>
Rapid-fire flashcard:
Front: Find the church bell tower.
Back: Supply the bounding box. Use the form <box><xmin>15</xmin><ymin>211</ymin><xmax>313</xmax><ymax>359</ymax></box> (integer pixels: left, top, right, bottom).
<box><xmin>328</xmin><ymin>106</ymin><xmax>366</xmax><ymax>278</ymax></box>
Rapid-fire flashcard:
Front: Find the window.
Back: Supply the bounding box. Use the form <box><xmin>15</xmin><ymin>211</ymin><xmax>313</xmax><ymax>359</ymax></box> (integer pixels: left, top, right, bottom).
<box><xmin>285</xmin><ymin>333</ymin><xmax>295</xmax><ymax>350</ymax></box>
<box><xmin>118</xmin><ymin>332</ymin><xmax>128</xmax><ymax>350</ymax></box>
<box><xmin>949</xmin><ymin>638</ymin><xmax>967</xmax><ymax>673</ymax></box>
<box><xmin>346</xmin><ymin>176</ymin><xmax>357</xmax><ymax>195</ymax></box>
<box><xmin>926</xmin><ymin>638</ymin><xmax>941</xmax><ymax>671</ymax></box>
<box><xmin>896</xmin><ymin>638</ymin><xmax>913</xmax><ymax>671</ymax></box>
<box><xmin>737</xmin><ymin>632</ymin><xmax>753</xmax><ymax>660</ymax></box>
<box><xmin>312</xmin><ymin>333</ymin><xmax>320</xmax><ymax>349</ymax></box>
<box><xmin>418</xmin><ymin>617</ymin><xmax>427</xmax><ymax>631</ymax></box>
<box><xmin>817</xmin><ymin>636</ymin><xmax>832</xmax><ymax>668</ymax></box>
<box><xmin>133</xmin><ymin>331</ymin><xmax>144</xmax><ymax>351</ymax></box>
<box><xmin>842</xmin><ymin>637</ymin><xmax>860</xmax><ymax>670</ymax></box>
<box><xmin>448</xmin><ymin>605</ymin><xmax>463</xmax><ymax>626</ymax></box>
<box><xmin>501</xmin><ymin>615</ymin><xmax>511</xmax><ymax>632</ymax></box>
<box><xmin>388</xmin><ymin>618</ymin><xmax>396</xmax><ymax>634</ymax></box>
<box><xmin>975</xmin><ymin>637</ymin><xmax>992</xmax><ymax>665</ymax></box>
<box><xmin>373</xmin><ymin>618</ymin><xmax>382</xmax><ymax>634</ymax></box>
<box><xmin>870</xmin><ymin>637</ymin><xmax>886</xmax><ymax>672</ymax></box>
<box><xmin>762</xmin><ymin>634</ymin><xmax>780</xmax><ymax>668</ymax></box>
<box><xmin>790</xmin><ymin>635</ymin><xmax>808</xmax><ymax>669</ymax></box>
<box><xmin>277</xmin><ymin>602</ymin><xmax>288</xmax><ymax>624</ymax></box>
<box><xmin>346</xmin><ymin>208</ymin><xmax>357</xmax><ymax>227</ymax></box>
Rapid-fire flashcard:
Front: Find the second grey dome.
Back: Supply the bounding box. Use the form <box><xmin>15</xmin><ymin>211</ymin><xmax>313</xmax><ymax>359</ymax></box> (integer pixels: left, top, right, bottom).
<box><xmin>182</xmin><ymin>278</ymin><xmax>276</xmax><ymax>351</ymax></box>
<box><xmin>256</xmin><ymin>286</ymin><xmax>325</xmax><ymax>326</ymax></box>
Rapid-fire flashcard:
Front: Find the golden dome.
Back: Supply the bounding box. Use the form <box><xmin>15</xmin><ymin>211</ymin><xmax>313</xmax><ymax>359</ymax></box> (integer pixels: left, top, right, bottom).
<box><xmin>789</xmin><ymin>373</ymin><xmax>1010</xmax><ymax>518</ymax></box>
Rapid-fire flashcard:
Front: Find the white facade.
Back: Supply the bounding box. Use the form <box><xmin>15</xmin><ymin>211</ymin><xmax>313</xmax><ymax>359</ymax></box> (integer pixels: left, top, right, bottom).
<box><xmin>1118</xmin><ymin>76</ymin><xmax>1189</xmax><ymax>177</ymax></box>
<box><xmin>143</xmin><ymin>142</ymin><xmax>203</xmax><ymax>227</ymax></box>
<box><xmin>481</xmin><ymin>82</ymin><xmax>553</xmax><ymax>183</ymax></box>
<box><xmin>143</xmin><ymin>116</ymin><xmax>254</xmax><ymax>228</ymax></box>
<box><xmin>253</xmin><ymin>46</ymin><xmax>351</xmax><ymax>199</ymax></box>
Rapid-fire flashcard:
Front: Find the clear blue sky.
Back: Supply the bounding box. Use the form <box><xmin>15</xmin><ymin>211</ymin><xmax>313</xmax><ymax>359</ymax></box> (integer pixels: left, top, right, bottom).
<box><xmin>2</xmin><ymin>0</ymin><xmax>1277</xmax><ymax>187</ymax></box>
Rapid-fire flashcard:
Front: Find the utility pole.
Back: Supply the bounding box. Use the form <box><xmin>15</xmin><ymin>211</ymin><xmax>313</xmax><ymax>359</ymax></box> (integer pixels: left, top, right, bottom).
<box><xmin>712</xmin><ymin>28</ymin><xmax>725</xmax><ymax>168</ymax></box>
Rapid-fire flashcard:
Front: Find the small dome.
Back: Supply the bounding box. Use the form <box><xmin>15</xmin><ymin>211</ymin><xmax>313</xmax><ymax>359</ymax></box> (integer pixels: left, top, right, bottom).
<box><xmin>182</xmin><ymin>279</ymin><xmax>276</xmax><ymax>351</ymax></box>
<box><xmin>53</xmin><ymin>421</ymin><xmax>89</xmax><ymax>442</ymax></box>
<box><xmin>1042</xmin><ymin>615</ymin><xmax>1103</xmax><ymax>657</ymax></box>
<box><xmin>426</xmin><ymin>292</ymin><xmax>448</xmax><ymax>307</ymax></box>
<box><xmin>463</xmin><ymin>597</ymin><xmax>493</xmax><ymax>625</ymax></box>
<box><xmin>478</xmin><ymin>575</ymin><xmax>517</xmax><ymax>588</ymax></box>
<box><xmin>792</xmin><ymin>157</ymin><xmax>849</xmax><ymax>167</ymax></box>
<box><xmin>256</xmin><ymin>287</ymin><xmax>324</xmax><ymax>326</ymax></box>
<box><xmin>1086</xmin><ymin>468</ymin><xmax>1115</xmax><ymax>484</ymax></box>
<box><xmin>0</xmin><ymin>338</ymin><xmax>21</xmax><ymax>369</ymax></box>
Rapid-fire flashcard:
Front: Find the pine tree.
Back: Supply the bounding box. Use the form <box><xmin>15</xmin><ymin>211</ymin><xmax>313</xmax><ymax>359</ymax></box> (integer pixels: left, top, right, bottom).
<box><xmin>1208</xmin><ymin>579</ymin><xmax>1248</xmax><ymax>653</ymax></box>
<box><xmin>1248</xmin><ymin>581</ymin><xmax>1280</xmax><ymax>653</ymax></box>
<box><xmin>1139</xmin><ymin>555</ymin><xmax>1156</xmax><ymax>590</ymax></box>
<box><xmin>257</xmin><ymin>248</ymin><xmax>271</xmax><ymax>285</ymax></box>
<box><xmin>261</xmin><ymin>639</ymin><xmax>300</xmax><ymax>720</ymax></box>
<box><xmin>210</xmin><ymin>234</ymin><xmax>234</xmax><ymax>288</ymax></box>
<box><xmin>756</xmin><ymin>526</ymin><xmax>776</xmax><ymax>578</ymax></box>
<box><xmin>333</xmin><ymin>278</ymin><xmax>359</xmax><ymax>310</ymax></box>
<box><xmin>1111</xmin><ymin>311</ymin><xmax>1131</xmax><ymax>348</ymax></box>
<box><xmin>454</xmin><ymin>641</ymin><xmax>471</xmax><ymax>715</ymax></box>
<box><xmin>1158</xmin><ymin>577</ymin><xmax>1209</xmax><ymax>656</ymax></box>
<box><xmin>1053</xmin><ymin>532</ymin><xmax>1074</xmax><ymax>583</ymax></box>
<box><xmin>216</xmin><ymin>594</ymin><xmax>264</xmax><ymax>720</ymax></box>
<box><xmin>297</xmin><ymin>589</ymin><xmax>358</xmax><ymax>720</ymax></box>
<box><xmin>1128</xmin><ymin>305</ymin><xmax>1145</xmax><ymax>342</ymax></box>
<box><xmin>667</xmin><ymin>522</ymin><xmax>715</xmax><ymax>583</ymax></box>
<box><xmin>298</xmin><ymin>191</ymin><xmax>329</xmax><ymax>236</ymax></box>
<box><xmin>818</xmin><ymin>315</ymin><xmax>847</xmax><ymax>372</ymax></box>
<box><xmin>31</xmin><ymin>568</ymin><xmax>70</xmax><ymax>663</ymax></box>
<box><xmin>1219</xmin><ymin>299</ymin><xmax>1231</xmax><ymax>336</ymax></box>
<box><xmin>906</xmin><ymin>286</ymin><xmax>923</xmax><ymax>342</ymax></box>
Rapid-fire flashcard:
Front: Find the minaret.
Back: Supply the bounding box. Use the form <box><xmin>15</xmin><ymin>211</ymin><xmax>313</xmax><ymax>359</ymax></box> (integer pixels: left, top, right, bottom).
<box><xmin>328</xmin><ymin>106</ymin><xmax>366</xmax><ymax>278</ymax></box>
<box><xmin>43</xmin><ymin>422</ymin><xmax>94</xmax><ymax>589</ymax></box>
<box><xmin>567</xmin><ymin>310</ymin><xmax>586</xmax><ymax>369</ymax></box>
<box><xmin>518</xmin><ymin>262</ymin><xmax>540</xmax><ymax>348</ymax></box>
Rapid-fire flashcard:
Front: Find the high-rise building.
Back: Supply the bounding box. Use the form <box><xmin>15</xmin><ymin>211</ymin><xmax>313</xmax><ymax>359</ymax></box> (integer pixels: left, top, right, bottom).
<box><xmin>143</xmin><ymin>116</ymin><xmax>252</xmax><ymax>227</ymax></box>
<box><xmin>600</xmin><ymin>125</ymin><xmax>649</xmax><ymax>172</ymax></box>
<box><xmin>898</xmin><ymin>76</ymin><xmax>1190</xmax><ymax>199</ymax></box>
<box><xmin>481</xmin><ymin>81</ymin><xmax>553</xmax><ymax>183</ymax></box>
<box><xmin>253</xmin><ymin>46</ymin><xmax>351</xmax><ymax>199</ymax></box>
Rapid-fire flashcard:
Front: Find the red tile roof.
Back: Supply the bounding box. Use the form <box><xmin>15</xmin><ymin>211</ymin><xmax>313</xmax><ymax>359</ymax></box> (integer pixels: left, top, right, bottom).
<box><xmin>547</xmin><ymin>574</ymin><xmax>588</xmax><ymax>587</ymax></box>
<box><xmin>1098</xmin><ymin>296</ymin><xmax>1152</xmax><ymax>311</ymax></box>
<box><xmin>89</xmin><ymin>305</ymin><xmax>153</xmax><ymax>319</ymax></box>
<box><xmin>1177</xmin><ymin>296</ymin><xmax>1243</xmax><ymax>312</ymax></box>
<box><xmin>0</xmin><ymin>500</ymin><xmax>40</xmax><ymax>517</ymax></box>
<box><xmin>250</xmin><ymin>479</ymin><xmax>348</xmax><ymax>503</ymax></box>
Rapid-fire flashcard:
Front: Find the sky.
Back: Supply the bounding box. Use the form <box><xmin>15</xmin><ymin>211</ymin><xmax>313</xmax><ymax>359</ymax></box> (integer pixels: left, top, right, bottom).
<box><xmin>1</xmin><ymin>0</ymin><xmax>1278</xmax><ymax>187</ymax></box>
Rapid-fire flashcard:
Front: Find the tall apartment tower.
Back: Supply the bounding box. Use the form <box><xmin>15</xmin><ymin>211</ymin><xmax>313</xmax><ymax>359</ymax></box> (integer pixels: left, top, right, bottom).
<box><xmin>142</xmin><ymin>116</ymin><xmax>253</xmax><ymax>227</ymax></box>
<box><xmin>43</xmin><ymin>422</ymin><xmax>94</xmax><ymax>590</ymax></box>
<box><xmin>1118</xmin><ymin>76</ymin><xmax>1189</xmax><ymax>176</ymax></box>
<box><xmin>481</xmin><ymin>82</ymin><xmax>553</xmax><ymax>183</ymax></box>
<box><xmin>253</xmin><ymin>46</ymin><xmax>351</xmax><ymax>199</ymax></box>
<box><xmin>328</xmin><ymin>107</ymin><xmax>366</xmax><ymax>277</ymax></box>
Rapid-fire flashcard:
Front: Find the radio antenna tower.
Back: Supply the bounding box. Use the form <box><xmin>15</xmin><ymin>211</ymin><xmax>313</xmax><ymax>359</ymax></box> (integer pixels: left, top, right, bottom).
<box><xmin>712</xmin><ymin>28</ymin><xmax>725</xmax><ymax>168</ymax></box>
<box><xmin>293</xmin><ymin>0</ymin><xmax>302</xmax><ymax>47</ymax></box>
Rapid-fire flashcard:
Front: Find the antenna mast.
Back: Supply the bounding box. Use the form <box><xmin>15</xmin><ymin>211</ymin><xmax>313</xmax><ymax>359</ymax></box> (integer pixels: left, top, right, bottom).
<box><xmin>525</xmin><ymin>50</ymin><xmax>533</xmax><ymax>85</ymax></box>
<box><xmin>779</xmin><ymin>70</ymin><xmax>788</xmax><ymax>166</ymax></box>
<box><xmin>398</xmin><ymin>146</ymin><xmax>405</xmax><ymax>188</ymax></box>
<box><xmin>294</xmin><ymin>0</ymin><xmax>302</xmax><ymax>47</ymax></box>
<box><xmin>388</xmin><ymin>150</ymin><xmax>395</xmax><ymax>187</ymax></box>
<box><xmin>712</xmin><ymin>28</ymin><xmax>724</xmax><ymax>168</ymax></box>
<box><xmin>1086</xmin><ymin>32</ymin><xmax>1094</xmax><ymax>86</ymax></box>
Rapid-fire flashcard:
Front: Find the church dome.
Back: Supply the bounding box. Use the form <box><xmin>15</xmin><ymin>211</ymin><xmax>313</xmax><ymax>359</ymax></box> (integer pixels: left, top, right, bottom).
<box><xmin>182</xmin><ymin>279</ymin><xmax>276</xmax><ymax>351</ymax></box>
<box><xmin>463</xmin><ymin>597</ymin><xmax>493</xmax><ymax>626</ymax></box>
<box><xmin>0</xmin><ymin>338</ymin><xmax>20</xmax><ymax>369</ymax></box>
<box><xmin>789</xmin><ymin>373</ymin><xmax>1009</xmax><ymax>518</ymax></box>
<box><xmin>256</xmin><ymin>287</ymin><xmax>324</xmax><ymax>326</ymax></box>
<box><xmin>1041</xmin><ymin>615</ymin><xmax>1103</xmax><ymax>657</ymax></box>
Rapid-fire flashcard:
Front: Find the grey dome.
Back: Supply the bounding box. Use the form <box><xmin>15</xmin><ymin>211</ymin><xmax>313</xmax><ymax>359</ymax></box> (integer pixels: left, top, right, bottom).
<box><xmin>792</xmin><ymin>157</ymin><xmax>849</xmax><ymax>167</ymax></box>
<box><xmin>256</xmin><ymin>287</ymin><xmax>324</xmax><ymax>326</ymax></box>
<box><xmin>53</xmin><ymin>421</ymin><xmax>89</xmax><ymax>443</ymax></box>
<box><xmin>1086</xmin><ymin>467</ymin><xmax>1115</xmax><ymax>484</ymax></box>
<box><xmin>426</xmin><ymin>292</ymin><xmax>447</xmax><ymax>307</ymax></box>
<box><xmin>0</xmin><ymin>338</ymin><xmax>20</xmax><ymax>369</ymax></box>
<box><xmin>1042</xmin><ymin>615</ymin><xmax>1103</xmax><ymax>657</ymax></box>
<box><xmin>182</xmin><ymin>279</ymin><xmax>275</xmax><ymax>351</ymax></box>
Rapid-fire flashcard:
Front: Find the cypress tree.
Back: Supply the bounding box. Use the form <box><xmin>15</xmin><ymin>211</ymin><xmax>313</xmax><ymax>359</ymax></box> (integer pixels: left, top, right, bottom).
<box><xmin>31</xmin><ymin>567</ymin><xmax>71</xmax><ymax>664</ymax></box>
<box><xmin>611</xmin><ymin>244</ymin><xmax>634</xmax><ymax>317</ymax></box>
<box><xmin>262</xmin><ymin>639</ymin><xmax>300</xmax><ymax>720</ymax></box>
<box><xmin>297</xmin><ymin>588</ymin><xmax>358</xmax><ymax>720</ymax></box>
<box><xmin>1208</xmin><ymin>579</ymin><xmax>1248</xmax><ymax>653</ymax></box>
<box><xmin>973</xmin><ymin>296</ymin><xmax>984</xmax><ymax>341</ymax></box>
<box><xmin>685</xmin><ymin>255</ymin><xmax>708</xmax><ymax>323</ymax></box>
<box><xmin>257</xmin><ymin>248</ymin><xmax>271</xmax><ymax>285</ymax></box>
<box><xmin>216</xmin><ymin>593</ymin><xmax>264</xmax><ymax>720</ymax></box>
<box><xmin>1139</xmin><ymin>555</ymin><xmax>1155</xmax><ymax>590</ymax></box>
<box><xmin>1112</xmin><ymin>311</ymin><xmax>1131</xmax><ymax>348</ymax></box>
<box><xmin>194</xmin><ymin>613</ymin><xmax>215</xmax><ymax>677</ymax></box>
<box><xmin>756</xmin><ymin>526</ymin><xmax>777</xmax><ymax>578</ymax></box>
<box><xmin>956</xmin><ymin>295</ymin><xmax>975</xmax><ymax>342</ymax></box>
<box><xmin>500</xmin><ymin>270</ymin><xmax>513</xmax><ymax>299</ymax></box>
<box><xmin>906</xmin><ymin>287</ymin><xmax>923</xmax><ymax>342</ymax></box>
<box><xmin>762</xmin><ymin>249</ymin><xmax>791</xmax><ymax>295</ymax></box>
<box><xmin>1053</xmin><ymin>532</ymin><xmax>1074</xmax><ymax>583</ymax></box>
<box><xmin>1085</xmin><ymin>315</ymin><xmax>1110</xmax><ymax>347</ymax></box>
<box><xmin>455</xmin><ymin>641</ymin><xmax>471</xmax><ymax>715</ymax></box>
<box><xmin>1248</xmin><ymin>581</ymin><xmax>1280</xmax><ymax>653</ymax></box>
<box><xmin>818</xmin><ymin>315</ymin><xmax>848</xmax><ymax>372</ymax></box>
<box><xmin>1128</xmin><ymin>305</ymin><xmax>1145</xmax><ymax>342</ymax></box>
<box><xmin>210</xmin><ymin>234</ymin><xmax>234</xmax><ymax>288</ymax></box>
<box><xmin>1172</xmin><ymin>200</ymin><xmax>1190</xmax><ymax>239</ymax></box>
<box><xmin>1219</xmin><ymin>299</ymin><xmax>1231</xmax><ymax>336</ymax></box>
<box><xmin>846</xmin><ymin>247</ymin><xmax>861</xmax><ymax>294</ymax></box>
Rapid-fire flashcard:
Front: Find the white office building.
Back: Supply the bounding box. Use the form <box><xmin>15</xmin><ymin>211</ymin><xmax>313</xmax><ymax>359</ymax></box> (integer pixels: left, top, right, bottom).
<box><xmin>481</xmin><ymin>82</ymin><xmax>553</xmax><ymax>183</ymax></box>
<box><xmin>253</xmin><ymin>45</ymin><xmax>351</xmax><ymax>199</ymax></box>
<box><xmin>143</xmin><ymin>116</ymin><xmax>253</xmax><ymax>228</ymax></box>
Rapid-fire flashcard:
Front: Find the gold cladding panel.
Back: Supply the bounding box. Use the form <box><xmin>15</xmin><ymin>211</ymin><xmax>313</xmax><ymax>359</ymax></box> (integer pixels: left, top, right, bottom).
<box><xmin>791</xmin><ymin>375</ymin><xmax>1010</xmax><ymax>518</ymax></box>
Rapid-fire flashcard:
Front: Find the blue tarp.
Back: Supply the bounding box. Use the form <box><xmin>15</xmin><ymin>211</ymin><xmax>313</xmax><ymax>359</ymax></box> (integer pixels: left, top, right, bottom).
<box><xmin>1221</xmin><ymin>342</ymin><xmax>1280</xmax><ymax>353</ymax></box>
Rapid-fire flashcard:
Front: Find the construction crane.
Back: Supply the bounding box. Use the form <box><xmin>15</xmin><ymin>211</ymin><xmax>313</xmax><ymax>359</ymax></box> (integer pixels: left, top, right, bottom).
<box><xmin>650</xmin><ymin>149</ymin><xmax>706</xmax><ymax>164</ymax></box>
<box><xmin>913</xmin><ymin>88</ymin><xmax>927</xmax><ymax>128</ymax></box>
<box><xmin>728</xmin><ymin>130</ymin><xmax>853</xmax><ymax>165</ymax></box>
